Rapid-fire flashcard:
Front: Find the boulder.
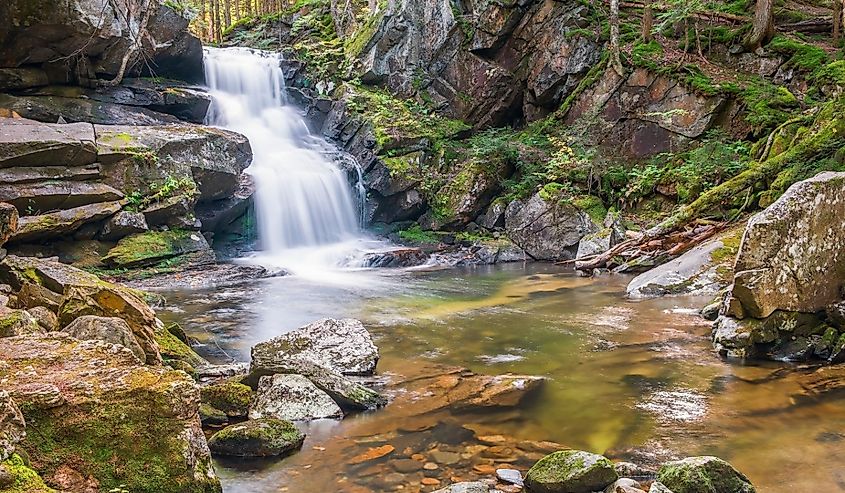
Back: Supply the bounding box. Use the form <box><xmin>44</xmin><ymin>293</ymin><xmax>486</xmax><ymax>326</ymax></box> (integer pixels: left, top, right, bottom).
<box><xmin>10</xmin><ymin>201</ymin><xmax>123</xmax><ymax>243</ymax></box>
<box><xmin>102</xmin><ymin>230</ymin><xmax>213</xmax><ymax>269</ymax></box>
<box><xmin>604</xmin><ymin>478</ymin><xmax>645</xmax><ymax>493</ymax></box>
<box><xmin>728</xmin><ymin>172</ymin><xmax>845</xmax><ymax>319</ymax></box>
<box><xmin>99</xmin><ymin>211</ymin><xmax>148</xmax><ymax>241</ymax></box>
<box><xmin>626</xmin><ymin>234</ymin><xmax>737</xmax><ymax>299</ymax></box>
<box><xmin>251</xmin><ymin>318</ymin><xmax>379</xmax><ymax>376</ymax></box>
<box><xmin>713</xmin><ymin>311</ymin><xmax>830</xmax><ymax>361</ymax></box>
<box><xmin>505</xmin><ymin>193</ymin><xmax>598</xmax><ymax>261</ymax></box>
<box><xmin>0</xmin><ymin>93</ymin><xmax>181</xmax><ymax>126</ymax></box>
<box><xmin>194</xmin><ymin>174</ymin><xmax>254</xmax><ymax>233</ymax></box>
<box><xmin>142</xmin><ymin>194</ymin><xmax>197</xmax><ymax>229</ymax></box>
<box><xmin>200</xmin><ymin>381</ymin><xmax>252</xmax><ymax>418</ymax></box>
<box><xmin>27</xmin><ymin>306</ymin><xmax>58</xmax><ymax>332</ymax></box>
<box><xmin>207</xmin><ymin>418</ymin><xmax>305</xmax><ymax>458</ymax></box>
<box><xmin>0</xmin><ymin>119</ymin><xmax>96</xmax><ymax>168</ymax></box>
<box><xmin>479</xmin><ymin>201</ymin><xmax>507</xmax><ymax>230</ymax></box>
<box><xmin>0</xmin><ymin>333</ymin><xmax>220</xmax><ymax>492</ymax></box>
<box><xmin>249</xmin><ymin>374</ymin><xmax>343</xmax><ymax>421</ymax></box>
<box><xmin>62</xmin><ymin>315</ymin><xmax>146</xmax><ymax>363</ymax></box>
<box><xmin>656</xmin><ymin>456</ymin><xmax>755</xmax><ymax>493</ymax></box>
<box><xmin>0</xmin><ymin>307</ymin><xmax>43</xmax><ymax>337</ymax></box>
<box><xmin>359</xmin><ymin>248</ymin><xmax>430</xmax><ymax>268</ymax></box>
<box><xmin>246</xmin><ymin>357</ymin><xmax>386</xmax><ymax>411</ymax></box>
<box><xmin>0</xmin><ymin>203</ymin><xmax>17</xmax><ymax>246</ymax></box>
<box><xmin>0</xmin><ymin>68</ymin><xmax>49</xmax><ymax>90</ymax></box>
<box><xmin>524</xmin><ymin>450</ymin><xmax>618</xmax><ymax>493</ymax></box>
<box><xmin>828</xmin><ymin>302</ymin><xmax>845</xmax><ymax>330</ymax></box>
<box><xmin>648</xmin><ymin>482</ymin><xmax>673</xmax><ymax>493</ymax></box>
<box><xmin>0</xmin><ymin>391</ymin><xmax>25</xmax><ymax>461</ymax></box>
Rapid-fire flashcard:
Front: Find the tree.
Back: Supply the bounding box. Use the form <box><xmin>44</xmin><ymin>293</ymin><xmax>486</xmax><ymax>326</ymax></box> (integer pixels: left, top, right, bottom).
<box><xmin>643</xmin><ymin>0</ymin><xmax>654</xmax><ymax>41</ymax></box>
<box><xmin>610</xmin><ymin>0</ymin><xmax>625</xmax><ymax>75</ymax></box>
<box><xmin>744</xmin><ymin>0</ymin><xmax>774</xmax><ymax>51</ymax></box>
<box><xmin>835</xmin><ymin>0</ymin><xmax>843</xmax><ymax>44</ymax></box>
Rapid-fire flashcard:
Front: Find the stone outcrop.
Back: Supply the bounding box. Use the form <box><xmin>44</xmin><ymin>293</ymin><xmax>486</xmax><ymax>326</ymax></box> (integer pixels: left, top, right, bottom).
<box><xmin>0</xmin><ymin>391</ymin><xmax>25</xmax><ymax>461</ymax></box>
<box><xmin>0</xmin><ymin>333</ymin><xmax>220</xmax><ymax>492</ymax></box>
<box><xmin>504</xmin><ymin>193</ymin><xmax>598</xmax><ymax>261</ymax></box>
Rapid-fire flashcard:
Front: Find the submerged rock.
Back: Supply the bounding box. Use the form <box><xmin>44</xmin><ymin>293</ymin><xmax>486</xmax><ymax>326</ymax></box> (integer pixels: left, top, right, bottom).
<box><xmin>432</xmin><ymin>482</ymin><xmax>491</xmax><ymax>493</ymax></box>
<box><xmin>62</xmin><ymin>315</ymin><xmax>146</xmax><ymax>363</ymax></box>
<box><xmin>208</xmin><ymin>418</ymin><xmax>305</xmax><ymax>457</ymax></box>
<box><xmin>524</xmin><ymin>450</ymin><xmax>618</xmax><ymax>493</ymax></box>
<box><xmin>656</xmin><ymin>456</ymin><xmax>755</xmax><ymax>493</ymax></box>
<box><xmin>0</xmin><ymin>333</ymin><xmax>220</xmax><ymax>492</ymax></box>
<box><xmin>251</xmin><ymin>318</ymin><xmax>379</xmax><ymax>376</ymax></box>
<box><xmin>249</xmin><ymin>373</ymin><xmax>343</xmax><ymax>421</ymax></box>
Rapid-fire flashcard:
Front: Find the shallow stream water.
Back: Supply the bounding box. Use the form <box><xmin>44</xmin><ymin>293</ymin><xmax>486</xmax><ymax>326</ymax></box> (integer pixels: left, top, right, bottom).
<box><xmin>159</xmin><ymin>263</ymin><xmax>845</xmax><ymax>492</ymax></box>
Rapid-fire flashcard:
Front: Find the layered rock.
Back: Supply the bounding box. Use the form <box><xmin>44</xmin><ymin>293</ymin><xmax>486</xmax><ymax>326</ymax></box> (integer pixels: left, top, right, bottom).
<box><xmin>0</xmin><ymin>333</ymin><xmax>220</xmax><ymax>492</ymax></box>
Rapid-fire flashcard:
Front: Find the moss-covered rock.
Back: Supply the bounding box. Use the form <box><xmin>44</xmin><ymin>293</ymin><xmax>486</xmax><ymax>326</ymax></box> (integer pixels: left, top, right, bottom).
<box><xmin>198</xmin><ymin>404</ymin><xmax>228</xmax><ymax>427</ymax></box>
<box><xmin>0</xmin><ymin>454</ymin><xmax>55</xmax><ymax>493</ymax></box>
<box><xmin>524</xmin><ymin>450</ymin><xmax>618</xmax><ymax>493</ymax></box>
<box><xmin>155</xmin><ymin>324</ymin><xmax>208</xmax><ymax>370</ymax></box>
<box><xmin>656</xmin><ymin>456</ymin><xmax>755</xmax><ymax>493</ymax></box>
<box><xmin>0</xmin><ymin>308</ymin><xmax>42</xmax><ymax>337</ymax></box>
<box><xmin>102</xmin><ymin>229</ymin><xmax>212</xmax><ymax>269</ymax></box>
<box><xmin>0</xmin><ymin>333</ymin><xmax>221</xmax><ymax>493</ymax></box>
<box><xmin>207</xmin><ymin>418</ymin><xmax>305</xmax><ymax>457</ymax></box>
<box><xmin>200</xmin><ymin>381</ymin><xmax>252</xmax><ymax>418</ymax></box>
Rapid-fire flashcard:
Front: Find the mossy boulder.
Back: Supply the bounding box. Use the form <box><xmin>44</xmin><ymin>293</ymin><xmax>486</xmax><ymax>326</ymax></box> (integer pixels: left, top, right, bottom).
<box><xmin>102</xmin><ymin>230</ymin><xmax>213</xmax><ymax>269</ymax></box>
<box><xmin>200</xmin><ymin>381</ymin><xmax>252</xmax><ymax>418</ymax></box>
<box><xmin>0</xmin><ymin>203</ymin><xmax>18</xmax><ymax>247</ymax></box>
<box><xmin>207</xmin><ymin>418</ymin><xmax>305</xmax><ymax>457</ymax></box>
<box><xmin>0</xmin><ymin>333</ymin><xmax>220</xmax><ymax>493</ymax></box>
<box><xmin>656</xmin><ymin>456</ymin><xmax>755</xmax><ymax>493</ymax></box>
<box><xmin>10</xmin><ymin>201</ymin><xmax>123</xmax><ymax>244</ymax></box>
<box><xmin>0</xmin><ymin>454</ymin><xmax>55</xmax><ymax>493</ymax></box>
<box><xmin>62</xmin><ymin>315</ymin><xmax>146</xmax><ymax>363</ymax></box>
<box><xmin>524</xmin><ymin>450</ymin><xmax>618</xmax><ymax>493</ymax></box>
<box><xmin>155</xmin><ymin>325</ymin><xmax>208</xmax><ymax>370</ymax></box>
<box><xmin>0</xmin><ymin>308</ymin><xmax>42</xmax><ymax>337</ymax></box>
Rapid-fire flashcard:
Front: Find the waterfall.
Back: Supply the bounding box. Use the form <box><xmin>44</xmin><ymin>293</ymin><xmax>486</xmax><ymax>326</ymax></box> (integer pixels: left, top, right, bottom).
<box><xmin>203</xmin><ymin>47</ymin><xmax>366</xmax><ymax>271</ymax></box>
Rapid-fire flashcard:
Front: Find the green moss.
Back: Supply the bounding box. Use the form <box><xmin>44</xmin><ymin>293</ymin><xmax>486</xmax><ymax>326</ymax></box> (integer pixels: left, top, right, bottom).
<box><xmin>0</xmin><ymin>454</ymin><xmax>55</xmax><ymax>493</ymax></box>
<box><xmin>525</xmin><ymin>450</ymin><xmax>617</xmax><ymax>490</ymax></box>
<box><xmin>769</xmin><ymin>35</ymin><xmax>829</xmax><ymax>72</ymax></box>
<box><xmin>155</xmin><ymin>325</ymin><xmax>207</xmax><ymax>369</ymax></box>
<box><xmin>397</xmin><ymin>225</ymin><xmax>441</xmax><ymax>244</ymax></box>
<box><xmin>572</xmin><ymin>195</ymin><xmax>608</xmax><ymax>223</ymax></box>
<box><xmin>102</xmin><ymin>230</ymin><xmax>198</xmax><ymax>269</ymax></box>
<box><xmin>813</xmin><ymin>60</ymin><xmax>845</xmax><ymax>87</ymax></box>
<box><xmin>208</xmin><ymin>418</ymin><xmax>304</xmax><ymax>456</ymax></box>
<box><xmin>200</xmin><ymin>381</ymin><xmax>252</xmax><ymax>417</ymax></box>
<box><xmin>657</xmin><ymin>457</ymin><xmax>755</xmax><ymax>493</ymax></box>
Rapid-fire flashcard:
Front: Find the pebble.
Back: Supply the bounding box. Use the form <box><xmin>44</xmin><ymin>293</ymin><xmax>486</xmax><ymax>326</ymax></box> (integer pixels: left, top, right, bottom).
<box><xmin>421</xmin><ymin>478</ymin><xmax>441</xmax><ymax>486</ymax></box>
<box><xmin>430</xmin><ymin>450</ymin><xmax>462</xmax><ymax>465</ymax></box>
<box><xmin>495</xmin><ymin>468</ymin><xmax>523</xmax><ymax>486</ymax></box>
<box><xmin>412</xmin><ymin>454</ymin><xmax>426</xmax><ymax>461</ymax></box>
<box><xmin>473</xmin><ymin>464</ymin><xmax>496</xmax><ymax>474</ymax></box>
<box><xmin>393</xmin><ymin>459</ymin><xmax>424</xmax><ymax>473</ymax></box>
<box><xmin>423</xmin><ymin>462</ymin><xmax>439</xmax><ymax>470</ymax></box>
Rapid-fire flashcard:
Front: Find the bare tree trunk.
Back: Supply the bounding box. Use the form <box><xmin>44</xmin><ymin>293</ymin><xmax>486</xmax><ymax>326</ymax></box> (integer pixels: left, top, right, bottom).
<box><xmin>643</xmin><ymin>0</ymin><xmax>653</xmax><ymax>41</ymax></box>
<box><xmin>199</xmin><ymin>0</ymin><xmax>206</xmax><ymax>42</ymax></box>
<box><xmin>234</xmin><ymin>0</ymin><xmax>240</xmax><ymax>21</ymax></box>
<box><xmin>224</xmin><ymin>0</ymin><xmax>231</xmax><ymax>30</ymax></box>
<box><xmin>744</xmin><ymin>0</ymin><xmax>774</xmax><ymax>51</ymax></box>
<box><xmin>610</xmin><ymin>0</ymin><xmax>624</xmax><ymax>75</ymax></box>
<box><xmin>834</xmin><ymin>0</ymin><xmax>843</xmax><ymax>43</ymax></box>
<box><xmin>214</xmin><ymin>0</ymin><xmax>222</xmax><ymax>43</ymax></box>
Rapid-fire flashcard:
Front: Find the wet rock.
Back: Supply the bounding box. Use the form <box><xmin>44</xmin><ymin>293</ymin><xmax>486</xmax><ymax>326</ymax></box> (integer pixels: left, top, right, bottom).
<box><xmin>62</xmin><ymin>315</ymin><xmax>146</xmax><ymax>363</ymax></box>
<box><xmin>102</xmin><ymin>229</ymin><xmax>213</xmax><ymax>269</ymax></box>
<box><xmin>249</xmin><ymin>374</ymin><xmax>343</xmax><ymax>421</ymax></box>
<box><xmin>0</xmin><ymin>391</ymin><xmax>25</xmax><ymax>461</ymax></box>
<box><xmin>0</xmin><ymin>333</ymin><xmax>220</xmax><ymax>492</ymax></box>
<box><xmin>10</xmin><ymin>201</ymin><xmax>123</xmax><ymax>243</ymax></box>
<box><xmin>359</xmin><ymin>248</ymin><xmax>430</xmax><ymax>268</ymax></box>
<box><xmin>728</xmin><ymin>172</ymin><xmax>845</xmax><ymax>319</ymax></box>
<box><xmin>627</xmin><ymin>234</ymin><xmax>737</xmax><ymax>299</ymax></box>
<box><xmin>614</xmin><ymin>461</ymin><xmax>656</xmax><ymax>479</ymax></box>
<box><xmin>712</xmin><ymin>311</ymin><xmax>828</xmax><ymax>361</ymax></box>
<box><xmin>200</xmin><ymin>381</ymin><xmax>252</xmax><ymax>418</ymax></box>
<box><xmin>0</xmin><ymin>67</ymin><xmax>49</xmax><ymax>90</ymax></box>
<box><xmin>432</xmin><ymin>482</ymin><xmax>491</xmax><ymax>493</ymax></box>
<box><xmin>505</xmin><ymin>193</ymin><xmax>598</xmax><ymax>261</ymax></box>
<box><xmin>524</xmin><ymin>450</ymin><xmax>618</xmax><ymax>493</ymax></box>
<box><xmin>496</xmin><ymin>468</ymin><xmax>524</xmax><ymax>486</ymax></box>
<box><xmin>199</xmin><ymin>403</ymin><xmax>228</xmax><ymax>427</ymax></box>
<box><xmin>656</xmin><ymin>456</ymin><xmax>755</xmax><ymax>493</ymax></box>
<box><xmin>208</xmin><ymin>418</ymin><xmax>305</xmax><ymax>457</ymax></box>
<box><xmin>246</xmin><ymin>357</ymin><xmax>386</xmax><ymax>411</ymax></box>
<box><xmin>195</xmin><ymin>174</ymin><xmax>255</xmax><ymax>233</ymax></box>
<box><xmin>700</xmin><ymin>301</ymin><xmax>722</xmax><ymax>321</ymax></box>
<box><xmin>251</xmin><ymin>318</ymin><xmax>379</xmax><ymax>376</ymax></box>
<box><xmin>27</xmin><ymin>306</ymin><xmax>58</xmax><ymax>332</ymax></box>
<box><xmin>99</xmin><ymin>211</ymin><xmax>149</xmax><ymax>241</ymax></box>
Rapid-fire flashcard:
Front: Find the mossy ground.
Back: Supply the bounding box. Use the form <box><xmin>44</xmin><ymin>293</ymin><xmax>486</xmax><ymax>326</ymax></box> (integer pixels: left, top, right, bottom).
<box><xmin>0</xmin><ymin>454</ymin><xmax>55</xmax><ymax>493</ymax></box>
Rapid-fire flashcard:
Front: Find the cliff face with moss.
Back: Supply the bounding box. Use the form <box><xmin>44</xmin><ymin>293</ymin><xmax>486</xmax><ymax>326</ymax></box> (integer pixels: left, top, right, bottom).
<box><xmin>224</xmin><ymin>0</ymin><xmax>844</xmax><ymax>259</ymax></box>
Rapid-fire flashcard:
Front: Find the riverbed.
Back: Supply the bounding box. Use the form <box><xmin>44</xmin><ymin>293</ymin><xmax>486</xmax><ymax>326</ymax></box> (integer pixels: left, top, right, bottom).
<box><xmin>158</xmin><ymin>263</ymin><xmax>845</xmax><ymax>492</ymax></box>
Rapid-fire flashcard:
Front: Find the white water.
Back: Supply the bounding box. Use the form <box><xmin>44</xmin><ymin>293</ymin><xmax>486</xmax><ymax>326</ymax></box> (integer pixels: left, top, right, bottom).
<box><xmin>203</xmin><ymin>47</ymin><xmax>377</xmax><ymax>278</ymax></box>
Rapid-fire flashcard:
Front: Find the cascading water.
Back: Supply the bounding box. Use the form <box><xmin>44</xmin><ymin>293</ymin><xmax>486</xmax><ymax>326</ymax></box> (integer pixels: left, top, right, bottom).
<box><xmin>203</xmin><ymin>47</ymin><xmax>371</xmax><ymax>274</ymax></box>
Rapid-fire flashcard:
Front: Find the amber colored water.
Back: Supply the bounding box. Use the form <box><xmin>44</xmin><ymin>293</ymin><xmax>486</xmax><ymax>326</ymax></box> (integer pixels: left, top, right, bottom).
<box><xmin>159</xmin><ymin>263</ymin><xmax>845</xmax><ymax>492</ymax></box>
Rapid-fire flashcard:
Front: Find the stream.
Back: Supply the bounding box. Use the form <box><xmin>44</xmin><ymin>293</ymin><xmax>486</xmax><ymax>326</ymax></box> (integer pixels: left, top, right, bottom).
<box><xmin>158</xmin><ymin>263</ymin><xmax>845</xmax><ymax>493</ymax></box>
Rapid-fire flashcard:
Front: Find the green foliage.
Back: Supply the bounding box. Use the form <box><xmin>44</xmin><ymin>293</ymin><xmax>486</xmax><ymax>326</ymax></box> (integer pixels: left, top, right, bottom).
<box><xmin>769</xmin><ymin>35</ymin><xmax>829</xmax><ymax>72</ymax></box>
<box><xmin>398</xmin><ymin>224</ymin><xmax>441</xmax><ymax>244</ymax></box>
<box><xmin>813</xmin><ymin>60</ymin><xmax>845</xmax><ymax>87</ymax></box>
<box><xmin>741</xmin><ymin>80</ymin><xmax>800</xmax><ymax>133</ymax></box>
<box><xmin>125</xmin><ymin>175</ymin><xmax>197</xmax><ymax>212</ymax></box>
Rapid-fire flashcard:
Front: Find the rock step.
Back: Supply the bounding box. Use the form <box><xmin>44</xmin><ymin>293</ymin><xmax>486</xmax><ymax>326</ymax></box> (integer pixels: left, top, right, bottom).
<box><xmin>0</xmin><ymin>181</ymin><xmax>123</xmax><ymax>214</ymax></box>
<box><xmin>10</xmin><ymin>200</ymin><xmax>123</xmax><ymax>243</ymax></box>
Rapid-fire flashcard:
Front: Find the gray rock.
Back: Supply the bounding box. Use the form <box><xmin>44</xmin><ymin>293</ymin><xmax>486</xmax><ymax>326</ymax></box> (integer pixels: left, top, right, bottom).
<box><xmin>208</xmin><ymin>418</ymin><xmax>305</xmax><ymax>457</ymax></box>
<box><xmin>0</xmin><ymin>119</ymin><xmax>96</xmax><ymax>168</ymax></box>
<box><xmin>0</xmin><ymin>93</ymin><xmax>180</xmax><ymax>126</ymax></box>
<box><xmin>728</xmin><ymin>172</ymin><xmax>845</xmax><ymax>319</ymax></box>
<box><xmin>656</xmin><ymin>456</ymin><xmax>755</xmax><ymax>493</ymax></box>
<box><xmin>0</xmin><ymin>68</ymin><xmax>49</xmax><ymax>90</ymax></box>
<box><xmin>62</xmin><ymin>315</ymin><xmax>146</xmax><ymax>363</ymax></box>
<box><xmin>648</xmin><ymin>481</ymin><xmax>674</xmax><ymax>493</ymax></box>
<box><xmin>0</xmin><ymin>162</ymin><xmax>100</xmax><ymax>184</ymax></box>
<box><xmin>0</xmin><ymin>307</ymin><xmax>43</xmax><ymax>337</ymax></box>
<box><xmin>432</xmin><ymin>482</ymin><xmax>490</xmax><ymax>493</ymax></box>
<box><xmin>479</xmin><ymin>201</ymin><xmax>507</xmax><ymax>230</ymax></box>
<box><xmin>614</xmin><ymin>461</ymin><xmax>656</xmax><ymax>479</ymax></box>
<box><xmin>700</xmin><ymin>301</ymin><xmax>722</xmax><ymax>321</ymax></box>
<box><xmin>826</xmin><ymin>301</ymin><xmax>845</xmax><ymax>330</ymax></box>
<box><xmin>524</xmin><ymin>450</ymin><xmax>618</xmax><ymax>493</ymax></box>
<box><xmin>0</xmin><ymin>391</ymin><xmax>25</xmax><ymax>461</ymax></box>
<box><xmin>249</xmin><ymin>374</ymin><xmax>343</xmax><ymax>421</ymax></box>
<box><xmin>604</xmin><ymin>478</ymin><xmax>644</xmax><ymax>493</ymax></box>
<box><xmin>359</xmin><ymin>248</ymin><xmax>429</xmax><ymax>268</ymax></box>
<box><xmin>496</xmin><ymin>468</ymin><xmax>523</xmax><ymax>486</ymax></box>
<box><xmin>505</xmin><ymin>193</ymin><xmax>598</xmax><ymax>261</ymax></box>
<box><xmin>99</xmin><ymin>211</ymin><xmax>149</xmax><ymax>241</ymax></box>
<box><xmin>251</xmin><ymin>318</ymin><xmax>379</xmax><ymax>376</ymax></box>
<box><xmin>626</xmin><ymin>238</ymin><xmax>732</xmax><ymax>299</ymax></box>
<box><xmin>27</xmin><ymin>306</ymin><xmax>59</xmax><ymax>332</ymax></box>
<box><xmin>10</xmin><ymin>201</ymin><xmax>124</xmax><ymax>244</ymax></box>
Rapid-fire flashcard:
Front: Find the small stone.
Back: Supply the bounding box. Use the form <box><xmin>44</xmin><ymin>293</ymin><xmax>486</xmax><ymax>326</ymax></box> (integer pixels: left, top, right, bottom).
<box><xmin>496</xmin><ymin>468</ymin><xmax>523</xmax><ymax>486</ymax></box>
<box><xmin>412</xmin><ymin>454</ymin><xmax>426</xmax><ymax>461</ymax></box>
<box><xmin>604</xmin><ymin>478</ymin><xmax>643</xmax><ymax>493</ymax></box>
<box><xmin>473</xmin><ymin>464</ymin><xmax>496</xmax><ymax>475</ymax></box>
<box><xmin>431</xmin><ymin>450</ymin><xmax>462</xmax><ymax>465</ymax></box>
<box><xmin>424</xmin><ymin>462</ymin><xmax>439</xmax><ymax>470</ymax></box>
<box><xmin>394</xmin><ymin>459</ymin><xmax>424</xmax><ymax>473</ymax></box>
<box><xmin>350</xmin><ymin>445</ymin><xmax>395</xmax><ymax>464</ymax></box>
<box><xmin>421</xmin><ymin>478</ymin><xmax>441</xmax><ymax>486</ymax></box>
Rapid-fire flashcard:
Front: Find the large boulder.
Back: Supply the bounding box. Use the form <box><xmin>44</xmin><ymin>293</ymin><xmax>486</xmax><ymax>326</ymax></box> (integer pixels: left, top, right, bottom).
<box><xmin>524</xmin><ymin>450</ymin><xmax>619</xmax><ymax>493</ymax></box>
<box><xmin>207</xmin><ymin>418</ymin><xmax>304</xmax><ymax>458</ymax></box>
<box><xmin>62</xmin><ymin>315</ymin><xmax>146</xmax><ymax>363</ymax></box>
<box><xmin>0</xmin><ymin>255</ymin><xmax>163</xmax><ymax>364</ymax></box>
<box><xmin>0</xmin><ymin>333</ymin><xmax>220</xmax><ymax>492</ymax></box>
<box><xmin>249</xmin><ymin>374</ymin><xmax>343</xmax><ymax>421</ymax></box>
<box><xmin>251</xmin><ymin>318</ymin><xmax>379</xmax><ymax>376</ymax></box>
<box><xmin>10</xmin><ymin>201</ymin><xmax>123</xmax><ymax>243</ymax></box>
<box><xmin>0</xmin><ymin>391</ymin><xmax>25</xmax><ymax>461</ymax></box>
<box><xmin>505</xmin><ymin>193</ymin><xmax>598</xmax><ymax>261</ymax></box>
<box><xmin>102</xmin><ymin>230</ymin><xmax>213</xmax><ymax>269</ymax></box>
<box><xmin>656</xmin><ymin>456</ymin><xmax>755</xmax><ymax>493</ymax></box>
<box><xmin>728</xmin><ymin>172</ymin><xmax>845</xmax><ymax>319</ymax></box>
<box><xmin>0</xmin><ymin>0</ymin><xmax>203</xmax><ymax>85</ymax></box>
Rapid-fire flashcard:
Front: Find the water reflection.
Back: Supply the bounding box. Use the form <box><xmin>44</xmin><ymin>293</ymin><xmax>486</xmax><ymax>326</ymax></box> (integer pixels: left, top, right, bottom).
<box><xmin>159</xmin><ymin>264</ymin><xmax>845</xmax><ymax>492</ymax></box>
